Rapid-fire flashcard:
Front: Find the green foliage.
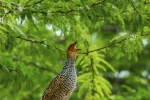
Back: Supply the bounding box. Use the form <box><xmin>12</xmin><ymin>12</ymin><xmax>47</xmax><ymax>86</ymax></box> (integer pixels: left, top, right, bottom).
<box><xmin>0</xmin><ymin>0</ymin><xmax>150</xmax><ymax>100</ymax></box>
<box><xmin>77</xmin><ymin>53</ymin><xmax>114</xmax><ymax>99</ymax></box>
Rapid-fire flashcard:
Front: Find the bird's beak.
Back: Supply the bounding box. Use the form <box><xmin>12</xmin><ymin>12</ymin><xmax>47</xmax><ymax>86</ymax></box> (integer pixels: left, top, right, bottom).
<box><xmin>74</xmin><ymin>42</ymin><xmax>81</xmax><ymax>50</ymax></box>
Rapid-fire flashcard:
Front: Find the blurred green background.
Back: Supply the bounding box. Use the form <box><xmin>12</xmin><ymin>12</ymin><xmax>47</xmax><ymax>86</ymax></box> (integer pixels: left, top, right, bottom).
<box><xmin>0</xmin><ymin>0</ymin><xmax>150</xmax><ymax>100</ymax></box>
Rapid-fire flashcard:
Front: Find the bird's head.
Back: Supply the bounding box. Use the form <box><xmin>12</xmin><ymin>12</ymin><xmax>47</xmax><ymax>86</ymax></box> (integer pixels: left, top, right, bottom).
<box><xmin>67</xmin><ymin>42</ymin><xmax>80</xmax><ymax>60</ymax></box>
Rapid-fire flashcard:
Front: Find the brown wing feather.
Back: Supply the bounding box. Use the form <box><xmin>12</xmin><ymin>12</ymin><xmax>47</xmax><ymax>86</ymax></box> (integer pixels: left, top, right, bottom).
<box><xmin>42</xmin><ymin>74</ymin><xmax>66</xmax><ymax>100</ymax></box>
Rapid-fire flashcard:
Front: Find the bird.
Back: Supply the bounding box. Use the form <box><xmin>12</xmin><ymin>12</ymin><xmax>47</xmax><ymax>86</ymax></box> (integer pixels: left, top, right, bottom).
<box><xmin>42</xmin><ymin>42</ymin><xmax>80</xmax><ymax>100</ymax></box>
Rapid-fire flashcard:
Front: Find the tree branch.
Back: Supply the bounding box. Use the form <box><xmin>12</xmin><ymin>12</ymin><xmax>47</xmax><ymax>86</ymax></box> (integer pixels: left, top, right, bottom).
<box><xmin>33</xmin><ymin>0</ymin><xmax>44</xmax><ymax>5</ymax></box>
<box><xmin>16</xmin><ymin>36</ymin><xmax>66</xmax><ymax>52</ymax></box>
<box><xmin>1</xmin><ymin>11</ymin><xmax>11</xmax><ymax>25</ymax></box>
<box><xmin>0</xmin><ymin>0</ymin><xmax>106</xmax><ymax>24</ymax></box>
<box><xmin>25</xmin><ymin>0</ymin><xmax>44</xmax><ymax>7</ymax></box>
<box><xmin>90</xmin><ymin>58</ymin><xmax>95</xmax><ymax>96</ymax></box>
<box><xmin>90</xmin><ymin>0</ymin><xmax>106</xmax><ymax>7</ymax></box>
<box><xmin>79</xmin><ymin>33</ymin><xmax>150</xmax><ymax>54</ymax></box>
<box><xmin>53</xmin><ymin>9</ymin><xmax>75</xmax><ymax>14</ymax></box>
<box><xmin>131</xmin><ymin>2</ymin><xmax>150</xmax><ymax>24</ymax></box>
<box><xmin>16</xmin><ymin>33</ymin><xmax>150</xmax><ymax>55</ymax></box>
<box><xmin>0</xmin><ymin>0</ymin><xmax>45</xmax><ymax>25</ymax></box>
<box><xmin>16</xmin><ymin>36</ymin><xmax>46</xmax><ymax>45</ymax></box>
<box><xmin>52</xmin><ymin>0</ymin><xmax>106</xmax><ymax>14</ymax></box>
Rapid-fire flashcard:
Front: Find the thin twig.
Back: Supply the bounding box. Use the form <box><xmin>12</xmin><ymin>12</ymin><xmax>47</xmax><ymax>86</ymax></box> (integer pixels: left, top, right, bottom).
<box><xmin>25</xmin><ymin>0</ymin><xmax>44</xmax><ymax>7</ymax></box>
<box><xmin>33</xmin><ymin>0</ymin><xmax>44</xmax><ymax>5</ymax></box>
<box><xmin>90</xmin><ymin>0</ymin><xmax>106</xmax><ymax>7</ymax></box>
<box><xmin>31</xmin><ymin>10</ymin><xmax>48</xmax><ymax>15</ymax></box>
<box><xmin>131</xmin><ymin>2</ymin><xmax>150</xmax><ymax>24</ymax></box>
<box><xmin>1</xmin><ymin>11</ymin><xmax>10</xmax><ymax>25</ymax></box>
<box><xmin>0</xmin><ymin>0</ymin><xmax>106</xmax><ymax>23</ymax></box>
<box><xmin>16</xmin><ymin>33</ymin><xmax>150</xmax><ymax>55</ymax></box>
<box><xmin>90</xmin><ymin>58</ymin><xmax>95</xmax><ymax>96</ymax></box>
<box><xmin>131</xmin><ymin>2</ymin><xmax>139</xmax><ymax>13</ymax></box>
<box><xmin>16</xmin><ymin>36</ymin><xmax>46</xmax><ymax>44</ymax></box>
<box><xmin>10</xmin><ymin>2</ymin><xmax>19</xmax><ymax>7</ymax></box>
<box><xmin>52</xmin><ymin>0</ymin><xmax>106</xmax><ymax>14</ymax></box>
<box><xmin>16</xmin><ymin>36</ymin><xmax>66</xmax><ymax>52</ymax></box>
<box><xmin>0</xmin><ymin>0</ymin><xmax>45</xmax><ymax>24</ymax></box>
<box><xmin>53</xmin><ymin>9</ymin><xmax>75</xmax><ymax>14</ymax></box>
<box><xmin>79</xmin><ymin>33</ymin><xmax>150</xmax><ymax>54</ymax></box>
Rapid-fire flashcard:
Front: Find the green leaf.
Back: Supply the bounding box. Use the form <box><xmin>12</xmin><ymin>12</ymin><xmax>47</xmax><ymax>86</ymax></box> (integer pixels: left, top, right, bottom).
<box><xmin>98</xmin><ymin>57</ymin><xmax>115</xmax><ymax>72</ymax></box>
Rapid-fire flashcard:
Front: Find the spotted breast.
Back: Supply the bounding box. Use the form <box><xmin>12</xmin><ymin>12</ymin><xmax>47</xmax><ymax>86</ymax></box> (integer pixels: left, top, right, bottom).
<box><xmin>42</xmin><ymin>42</ymin><xmax>80</xmax><ymax>100</ymax></box>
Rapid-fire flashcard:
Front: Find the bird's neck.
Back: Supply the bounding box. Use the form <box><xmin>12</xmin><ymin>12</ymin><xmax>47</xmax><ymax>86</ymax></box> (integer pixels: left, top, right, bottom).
<box><xmin>67</xmin><ymin>54</ymin><xmax>76</xmax><ymax>60</ymax></box>
<box><xmin>63</xmin><ymin>58</ymin><xmax>75</xmax><ymax>69</ymax></box>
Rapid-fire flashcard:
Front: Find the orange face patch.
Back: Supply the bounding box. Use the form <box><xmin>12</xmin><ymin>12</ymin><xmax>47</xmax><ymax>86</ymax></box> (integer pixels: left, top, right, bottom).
<box><xmin>67</xmin><ymin>42</ymin><xmax>80</xmax><ymax>59</ymax></box>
